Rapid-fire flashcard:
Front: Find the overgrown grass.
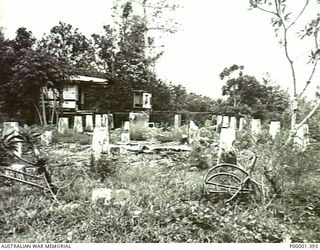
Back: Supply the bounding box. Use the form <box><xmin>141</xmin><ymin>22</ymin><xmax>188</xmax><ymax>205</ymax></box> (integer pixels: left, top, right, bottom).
<box><xmin>1</xmin><ymin>128</ymin><xmax>320</xmax><ymax>243</ymax></box>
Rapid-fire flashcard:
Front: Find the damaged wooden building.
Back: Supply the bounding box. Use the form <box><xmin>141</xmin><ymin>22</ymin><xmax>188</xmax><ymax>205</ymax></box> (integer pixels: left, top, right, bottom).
<box><xmin>43</xmin><ymin>75</ymin><xmax>152</xmax><ymax>131</ymax></box>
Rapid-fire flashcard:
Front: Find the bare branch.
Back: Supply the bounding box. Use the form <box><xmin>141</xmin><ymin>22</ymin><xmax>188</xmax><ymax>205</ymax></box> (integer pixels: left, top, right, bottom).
<box><xmin>299</xmin><ymin>32</ymin><xmax>319</xmax><ymax>98</ymax></box>
<box><xmin>299</xmin><ymin>60</ymin><xmax>318</xmax><ymax>98</ymax></box>
<box><xmin>287</xmin><ymin>0</ymin><xmax>310</xmax><ymax>30</ymax></box>
<box><xmin>255</xmin><ymin>5</ymin><xmax>278</xmax><ymax>16</ymax></box>
<box><xmin>282</xmin><ymin>26</ymin><xmax>297</xmax><ymax>97</ymax></box>
<box><xmin>3</xmin><ymin>167</ymin><xmax>42</xmax><ymax>179</ymax></box>
<box><xmin>286</xmin><ymin>100</ymin><xmax>320</xmax><ymax>145</ymax></box>
<box><xmin>274</xmin><ymin>0</ymin><xmax>280</xmax><ymax>15</ymax></box>
<box><xmin>0</xmin><ymin>173</ymin><xmax>44</xmax><ymax>189</ymax></box>
<box><xmin>296</xmin><ymin>100</ymin><xmax>320</xmax><ymax>130</ymax></box>
<box><xmin>43</xmin><ymin>173</ymin><xmax>60</xmax><ymax>203</ymax></box>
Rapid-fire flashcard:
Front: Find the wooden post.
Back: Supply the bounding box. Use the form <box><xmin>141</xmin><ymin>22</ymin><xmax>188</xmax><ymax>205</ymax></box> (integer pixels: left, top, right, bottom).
<box><xmin>108</xmin><ymin>114</ymin><xmax>114</xmax><ymax>129</ymax></box>
<box><xmin>102</xmin><ymin>115</ymin><xmax>110</xmax><ymax>154</ymax></box>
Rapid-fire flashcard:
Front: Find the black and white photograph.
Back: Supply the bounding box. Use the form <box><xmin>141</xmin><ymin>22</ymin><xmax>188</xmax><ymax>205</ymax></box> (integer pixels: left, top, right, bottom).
<box><xmin>0</xmin><ymin>0</ymin><xmax>320</xmax><ymax>247</ymax></box>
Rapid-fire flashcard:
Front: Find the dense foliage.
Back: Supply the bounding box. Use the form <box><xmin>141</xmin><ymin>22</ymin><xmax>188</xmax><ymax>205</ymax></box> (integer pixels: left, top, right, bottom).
<box><xmin>219</xmin><ymin>64</ymin><xmax>290</xmax><ymax>121</ymax></box>
<box><xmin>0</xmin><ymin>28</ymin><xmax>72</xmax><ymax>124</ymax></box>
<box><xmin>0</xmin><ymin>1</ymin><xmax>225</xmax><ymax>122</ymax></box>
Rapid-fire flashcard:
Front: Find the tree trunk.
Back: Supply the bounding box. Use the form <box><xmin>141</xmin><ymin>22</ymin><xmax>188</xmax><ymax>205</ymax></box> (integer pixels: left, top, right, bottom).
<box><xmin>56</xmin><ymin>89</ymin><xmax>63</xmax><ymax>125</ymax></box>
<box><xmin>33</xmin><ymin>103</ymin><xmax>43</xmax><ymax>126</ymax></box>
<box><xmin>50</xmin><ymin>89</ymin><xmax>57</xmax><ymax>125</ymax></box>
<box><xmin>287</xmin><ymin>99</ymin><xmax>320</xmax><ymax>145</ymax></box>
<box><xmin>290</xmin><ymin>99</ymin><xmax>298</xmax><ymax>131</ymax></box>
<box><xmin>40</xmin><ymin>88</ymin><xmax>47</xmax><ymax>126</ymax></box>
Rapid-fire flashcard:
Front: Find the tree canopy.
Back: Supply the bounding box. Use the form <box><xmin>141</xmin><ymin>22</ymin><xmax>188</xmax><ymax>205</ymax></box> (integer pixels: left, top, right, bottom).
<box><xmin>0</xmin><ymin>28</ymin><xmax>73</xmax><ymax>124</ymax></box>
<box><xmin>220</xmin><ymin>64</ymin><xmax>290</xmax><ymax>121</ymax></box>
<box><xmin>0</xmin><ymin>1</ymin><xmax>293</xmax><ymax>126</ymax></box>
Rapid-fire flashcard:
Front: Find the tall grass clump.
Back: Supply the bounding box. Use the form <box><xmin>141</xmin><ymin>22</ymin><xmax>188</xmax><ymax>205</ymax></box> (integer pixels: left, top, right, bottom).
<box><xmin>236</xmin><ymin>129</ymin><xmax>320</xmax><ymax>242</ymax></box>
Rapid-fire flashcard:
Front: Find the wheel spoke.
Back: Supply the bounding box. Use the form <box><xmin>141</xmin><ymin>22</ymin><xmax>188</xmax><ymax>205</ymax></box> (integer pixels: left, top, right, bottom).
<box><xmin>204</xmin><ymin>161</ymin><xmax>259</xmax><ymax>202</ymax></box>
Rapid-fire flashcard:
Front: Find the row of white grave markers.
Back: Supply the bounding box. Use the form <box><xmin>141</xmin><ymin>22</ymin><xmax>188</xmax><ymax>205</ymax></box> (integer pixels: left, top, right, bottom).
<box><xmin>175</xmin><ymin>115</ymin><xmax>255</xmax><ymax>133</ymax></box>
<box><xmin>56</xmin><ymin>114</ymin><xmax>113</xmax><ymax>159</ymax></box>
<box><xmin>183</xmin><ymin>116</ymin><xmax>288</xmax><ymax>148</ymax></box>
<box><xmin>57</xmin><ymin>114</ymin><xmax>114</xmax><ymax>134</ymax></box>
<box><xmin>215</xmin><ymin>115</ymin><xmax>264</xmax><ymax>135</ymax></box>
<box><xmin>217</xmin><ymin>119</ymin><xmax>310</xmax><ymax>150</ymax></box>
<box><xmin>216</xmin><ymin>115</ymin><xmax>250</xmax><ymax>130</ymax></box>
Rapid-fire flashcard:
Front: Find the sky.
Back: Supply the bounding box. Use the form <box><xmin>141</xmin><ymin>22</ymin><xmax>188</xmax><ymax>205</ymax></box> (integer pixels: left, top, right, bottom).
<box><xmin>0</xmin><ymin>0</ymin><xmax>319</xmax><ymax>99</ymax></box>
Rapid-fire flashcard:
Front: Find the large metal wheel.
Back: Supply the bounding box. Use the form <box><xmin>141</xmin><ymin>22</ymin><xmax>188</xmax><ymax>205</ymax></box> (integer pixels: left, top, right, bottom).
<box><xmin>204</xmin><ymin>163</ymin><xmax>254</xmax><ymax>202</ymax></box>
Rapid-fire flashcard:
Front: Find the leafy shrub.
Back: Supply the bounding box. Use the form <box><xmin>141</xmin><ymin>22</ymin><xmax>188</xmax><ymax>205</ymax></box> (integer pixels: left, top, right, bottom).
<box><xmin>199</xmin><ymin>126</ymin><xmax>218</xmax><ymax>139</ymax></box>
<box><xmin>189</xmin><ymin>142</ymin><xmax>218</xmax><ymax>169</ymax></box>
<box><xmin>251</xmin><ymin>130</ymin><xmax>320</xmax><ymax>207</ymax></box>
<box><xmin>109</xmin><ymin>128</ymin><xmax>122</xmax><ymax>143</ymax></box>
<box><xmin>90</xmin><ymin>154</ymin><xmax>119</xmax><ymax>182</ymax></box>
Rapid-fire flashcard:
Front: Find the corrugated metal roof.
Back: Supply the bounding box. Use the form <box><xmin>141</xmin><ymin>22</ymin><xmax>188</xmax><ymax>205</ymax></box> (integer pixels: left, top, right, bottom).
<box><xmin>70</xmin><ymin>75</ymin><xmax>108</xmax><ymax>84</ymax></box>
